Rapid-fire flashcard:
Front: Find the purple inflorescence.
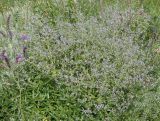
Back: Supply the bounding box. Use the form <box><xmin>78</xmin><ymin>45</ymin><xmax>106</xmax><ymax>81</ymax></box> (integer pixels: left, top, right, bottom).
<box><xmin>7</xmin><ymin>15</ymin><xmax>13</xmax><ymax>40</ymax></box>
<box><xmin>23</xmin><ymin>46</ymin><xmax>28</xmax><ymax>59</ymax></box>
<box><xmin>16</xmin><ymin>54</ymin><xmax>24</xmax><ymax>63</ymax></box>
<box><xmin>20</xmin><ymin>34</ymin><xmax>30</xmax><ymax>41</ymax></box>
<box><xmin>0</xmin><ymin>50</ymin><xmax>11</xmax><ymax>68</ymax></box>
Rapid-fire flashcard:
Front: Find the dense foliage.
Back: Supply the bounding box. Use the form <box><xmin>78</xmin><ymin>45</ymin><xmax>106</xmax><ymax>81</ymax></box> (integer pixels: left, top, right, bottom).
<box><xmin>0</xmin><ymin>0</ymin><xmax>160</xmax><ymax>120</ymax></box>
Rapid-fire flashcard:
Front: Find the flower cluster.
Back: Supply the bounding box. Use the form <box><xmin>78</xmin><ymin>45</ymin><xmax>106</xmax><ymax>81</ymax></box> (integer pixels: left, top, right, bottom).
<box><xmin>0</xmin><ymin>50</ymin><xmax>10</xmax><ymax>68</ymax></box>
<box><xmin>0</xmin><ymin>46</ymin><xmax>28</xmax><ymax>68</ymax></box>
<box><xmin>0</xmin><ymin>14</ymin><xmax>30</xmax><ymax>68</ymax></box>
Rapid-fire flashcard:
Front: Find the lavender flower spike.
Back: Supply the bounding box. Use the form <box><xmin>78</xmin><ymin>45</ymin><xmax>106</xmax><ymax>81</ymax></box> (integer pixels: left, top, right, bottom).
<box><xmin>7</xmin><ymin>15</ymin><xmax>13</xmax><ymax>40</ymax></box>
<box><xmin>16</xmin><ymin>54</ymin><xmax>24</xmax><ymax>63</ymax></box>
<box><xmin>23</xmin><ymin>46</ymin><xmax>28</xmax><ymax>59</ymax></box>
<box><xmin>0</xmin><ymin>50</ymin><xmax>11</xmax><ymax>68</ymax></box>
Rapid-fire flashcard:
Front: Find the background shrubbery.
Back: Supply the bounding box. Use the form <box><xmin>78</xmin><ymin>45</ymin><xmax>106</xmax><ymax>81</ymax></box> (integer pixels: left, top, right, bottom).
<box><xmin>0</xmin><ymin>0</ymin><xmax>160</xmax><ymax>120</ymax></box>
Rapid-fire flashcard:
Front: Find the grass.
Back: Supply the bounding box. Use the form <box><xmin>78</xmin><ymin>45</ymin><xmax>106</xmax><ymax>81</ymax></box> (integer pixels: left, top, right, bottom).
<box><xmin>0</xmin><ymin>0</ymin><xmax>160</xmax><ymax>120</ymax></box>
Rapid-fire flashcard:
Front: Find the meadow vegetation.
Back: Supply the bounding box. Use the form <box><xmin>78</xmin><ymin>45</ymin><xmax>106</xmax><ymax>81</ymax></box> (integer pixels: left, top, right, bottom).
<box><xmin>0</xmin><ymin>0</ymin><xmax>160</xmax><ymax>120</ymax></box>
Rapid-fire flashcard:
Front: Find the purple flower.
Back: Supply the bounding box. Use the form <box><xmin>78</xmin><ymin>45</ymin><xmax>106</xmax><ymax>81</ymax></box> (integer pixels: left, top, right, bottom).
<box><xmin>16</xmin><ymin>54</ymin><xmax>24</xmax><ymax>63</ymax></box>
<box><xmin>0</xmin><ymin>50</ymin><xmax>11</xmax><ymax>68</ymax></box>
<box><xmin>23</xmin><ymin>46</ymin><xmax>27</xmax><ymax>52</ymax></box>
<box><xmin>20</xmin><ymin>34</ymin><xmax>30</xmax><ymax>41</ymax></box>
<box><xmin>23</xmin><ymin>46</ymin><xmax>28</xmax><ymax>59</ymax></box>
